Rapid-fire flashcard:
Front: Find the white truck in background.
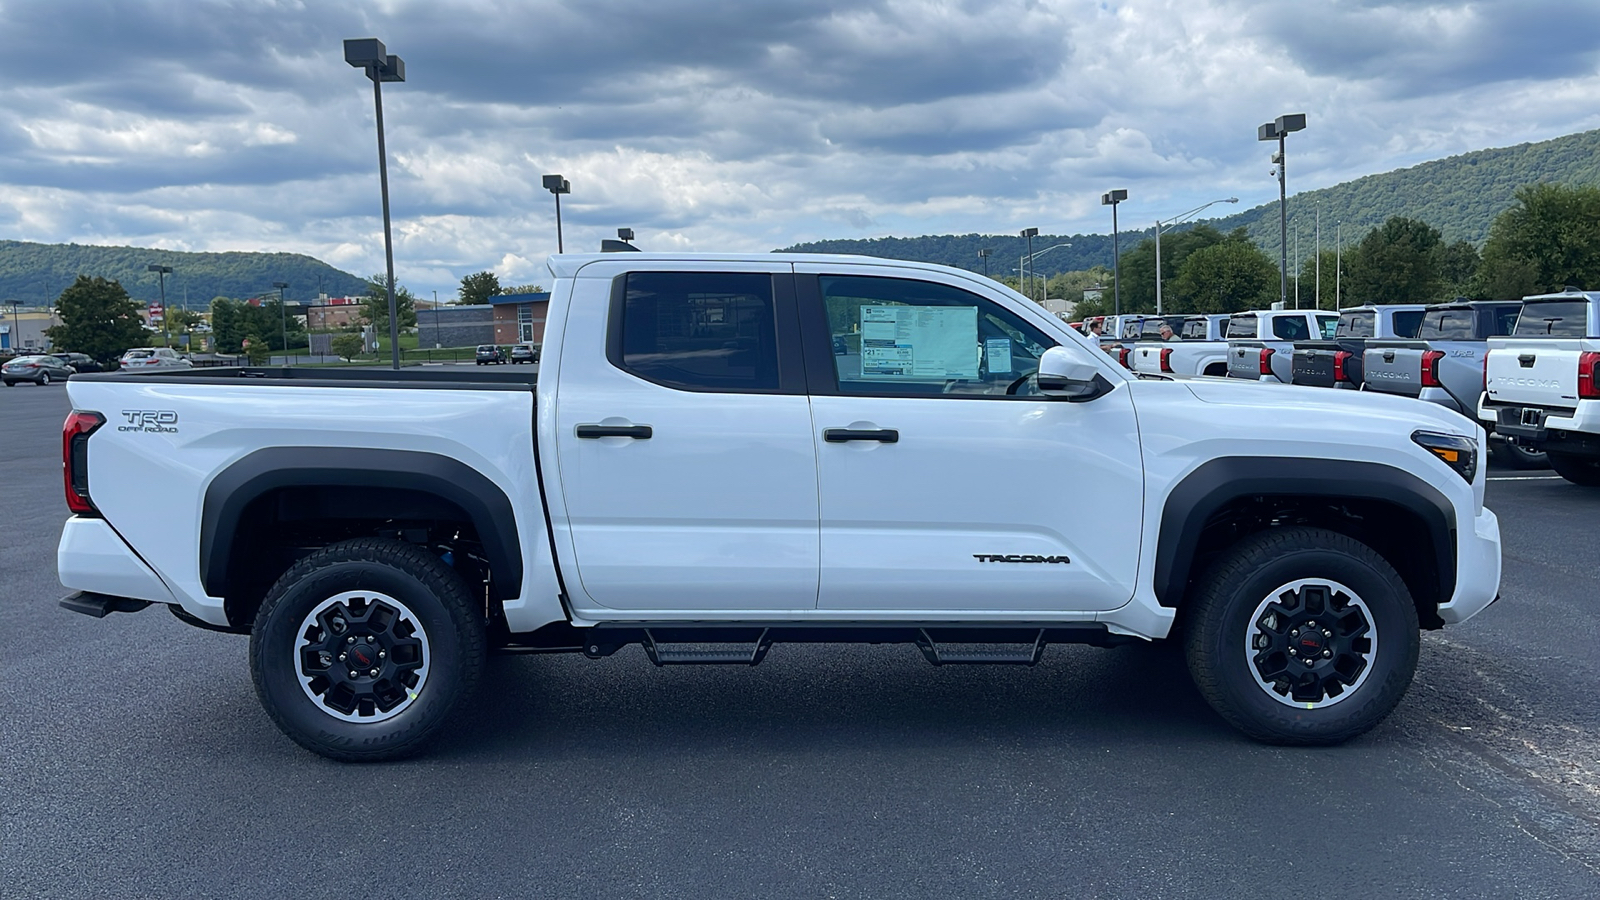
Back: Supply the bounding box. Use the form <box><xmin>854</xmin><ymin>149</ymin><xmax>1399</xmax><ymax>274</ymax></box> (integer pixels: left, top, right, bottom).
<box><xmin>1129</xmin><ymin>314</ymin><xmax>1233</xmax><ymax>377</ymax></box>
<box><xmin>1479</xmin><ymin>290</ymin><xmax>1600</xmax><ymax>484</ymax></box>
<box><xmin>57</xmin><ymin>252</ymin><xmax>1501</xmax><ymax>761</ymax></box>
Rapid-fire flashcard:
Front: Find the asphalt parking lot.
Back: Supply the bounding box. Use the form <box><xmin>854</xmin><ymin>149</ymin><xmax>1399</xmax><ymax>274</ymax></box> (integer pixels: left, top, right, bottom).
<box><xmin>3</xmin><ymin>382</ymin><xmax>1597</xmax><ymax>898</ymax></box>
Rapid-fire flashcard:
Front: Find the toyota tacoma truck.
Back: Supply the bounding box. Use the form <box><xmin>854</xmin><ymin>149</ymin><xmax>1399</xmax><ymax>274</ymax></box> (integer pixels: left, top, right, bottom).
<box><xmin>57</xmin><ymin>252</ymin><xmax>1502</xmax><ymax>761</ymax></box>
<box><xmin>1289</xmin><ymin>305</ymin><xmax>1425</xmax><ymax>390</ymax></box>
<box><xmin>1128</xmin><ymin>314</ymin><xmax>1232</xmax><ymax>377</ymax></box>
<box><xmin>1478</xmin><ymin>290</ymin><xmax>1600</xmax><ymax>484</ymax></box>
<box><xmin>1225</xmin><ymin>310</ymin><xmax>1339</xmax><ymax>382</ymax></box>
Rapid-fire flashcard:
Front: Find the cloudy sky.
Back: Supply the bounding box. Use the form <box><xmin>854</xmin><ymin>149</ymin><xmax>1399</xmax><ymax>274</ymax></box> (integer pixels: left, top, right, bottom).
<box><xmin>1</xmin><ymin>0</ymin><xmax>1597</xmax><ymax>299</ymax></box>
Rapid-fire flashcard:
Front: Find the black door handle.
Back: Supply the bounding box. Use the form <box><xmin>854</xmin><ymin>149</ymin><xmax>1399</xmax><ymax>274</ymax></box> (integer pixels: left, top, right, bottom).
<box><xmin>824</xmin><ymin>428</ymin><xmax>898</xmax><ymax>443</ymax></box>
<box><xmin>576</xmin><ymin>424</ymin><xmax>653</xmax><ymax>439</ymax></box>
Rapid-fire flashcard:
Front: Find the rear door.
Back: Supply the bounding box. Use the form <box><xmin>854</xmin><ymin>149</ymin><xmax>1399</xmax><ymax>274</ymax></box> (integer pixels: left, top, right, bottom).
<box><xmin>552</xmin><ymin>262</ymin><xmax>820</xmax><ymax>612</ymax></box>
<box><xmin>795</xmin><ymin>263</ymin><xmax>1143</xmax><ymax>613</ymax></box>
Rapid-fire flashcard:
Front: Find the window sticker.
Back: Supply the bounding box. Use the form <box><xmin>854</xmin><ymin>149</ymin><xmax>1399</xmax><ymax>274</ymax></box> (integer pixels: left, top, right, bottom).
<box><xmin>984</xmin><ymin>337</ymin><xmax>1013</xmax><ymax>375</ymax></box>
<box><xmin>859</xmin><ymin>305</ymin><xmax>979</xmax><ymax>380</ymax></box>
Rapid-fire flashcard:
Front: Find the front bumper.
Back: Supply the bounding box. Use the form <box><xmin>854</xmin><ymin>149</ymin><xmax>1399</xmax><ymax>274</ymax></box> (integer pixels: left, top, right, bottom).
<box><xmin>1437</xmin><ymin>507</ymin><xmax>1501</xmax><ymax>625</ymax></box>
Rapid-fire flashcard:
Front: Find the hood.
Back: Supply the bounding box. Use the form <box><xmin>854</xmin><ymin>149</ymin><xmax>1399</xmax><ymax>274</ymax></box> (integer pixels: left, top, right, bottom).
<box><xmin>1179</xmin><ymin>378</ymin><xmax>1479</xmax><ymax>437</ymax></box>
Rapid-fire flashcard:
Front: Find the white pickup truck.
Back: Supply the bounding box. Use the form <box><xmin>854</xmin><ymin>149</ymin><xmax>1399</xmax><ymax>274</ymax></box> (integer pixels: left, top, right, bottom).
<box><xmin>1225</xmin><ymin>310</ymin><xmax>1340</xmax><ymax>382</ymax></box>
<box><xmin>58</xmin><ymin>252</ymin><xmax>1501</xmax><ymax>760</ymax></box>
<box><xmin>1128</xmin><ymin>314</ymin><xmax>1232</xmax><ymax>377</ymax></box>
<box><xmin>1479</xmin><ymin>290</ymin><xmax>1600</xmax><ymax>484</ymax></box>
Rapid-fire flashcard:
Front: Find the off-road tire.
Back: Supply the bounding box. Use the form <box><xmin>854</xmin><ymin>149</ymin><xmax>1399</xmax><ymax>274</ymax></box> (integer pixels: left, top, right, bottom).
<box><xmin>1184</xmin><ymin>526</ymin><xmax>1419</xmax><ymax>745</ymax></box>
<box><xmin>1489</xmin><ymin>437</ymin><xmax>1548</xmax><ymax>470</ymax></box>
<box><xmin>1546</xmin><ymin>450</ymin><xmax>1600</xmax><ymax>486</ymax></box>
<box><xmin>250</xmin><ymin>538</ymin><xmax>485</xmax><ymax>762</ymax></box>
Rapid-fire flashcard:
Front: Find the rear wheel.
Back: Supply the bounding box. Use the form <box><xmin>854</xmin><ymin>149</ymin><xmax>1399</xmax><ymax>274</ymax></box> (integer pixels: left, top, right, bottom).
<box><xmin>39</xmin><ymin>372</ymin><xmax>50</xmax><ymax>385</ymax></box>
<box><xmin>1546</xmin><ymin>450</ymin><xmax>1600</xmax><ymax>486</ymax></box>
<box><xmin>1489</xmin><ymin>436</ymin><xmax>1548</xmax><ymax>470</ymax></box>
<box><xmin>1185</xmin><ymin>527</ymin><xmax>1419</xmax><ymax>745</ymax></box>
<box><xmin>250</xmin><ymin>538</ymin><xmax>485</xmax><ymax>761</ymax></box>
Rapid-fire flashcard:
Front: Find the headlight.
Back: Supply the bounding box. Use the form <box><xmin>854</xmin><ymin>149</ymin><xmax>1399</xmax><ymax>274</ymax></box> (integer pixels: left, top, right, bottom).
<box><xmin>1412</xmin><ymin>431</ymin><xmax>1477</xmax><ymax>483</ymax></box>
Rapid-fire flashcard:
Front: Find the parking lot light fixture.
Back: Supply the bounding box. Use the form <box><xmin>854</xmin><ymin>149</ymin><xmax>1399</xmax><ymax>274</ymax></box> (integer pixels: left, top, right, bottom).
<box><xmin>1154</xmin><ymin>198</ymin><xmax>1238</xmax><ymax>314</ymax></box>
<box><xmin>543</xmin><ymin>175</ymin><xmax>571</xmax><ymax>252</ymax></box>
<box><xmin>345</xmin><ymin>37</ymin><xmax>406</xmax><ymax>370</ymax></box>
<box><xmin>1020</xmin><ymin>228</ymin><xmax>1039</xmax><ymax>300</ymax></box>
<box><xmin>273</xmin><ymin>282</ymin><xmax>289</xmax><ymax>363</ymax></box>
<box><xmin>1259</xmin><ymin>113</ymin><xmax>1306</xmax><ymax>306</ymax></box>
<box><xmin>977</xmin><ymin>248</ymin><xmax>991</xmax><ymax>278</ymax></box>
<box><xmin>147</xmin><ymin>264</ymin><xmax>173</xmax><ymax>347</ymax></box>
<box><xmin>1101</xmin><ymin>190</ymin><xmax>1128</xmax><ymax>316</ymax></box>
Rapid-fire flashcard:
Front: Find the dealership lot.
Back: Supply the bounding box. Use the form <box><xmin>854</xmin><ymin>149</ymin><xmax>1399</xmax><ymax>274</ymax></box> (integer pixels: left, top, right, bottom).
<box><xmin>3</xmin><ymin>384</ymin><xmax>1598</xmax><ymax>897</ymax></box>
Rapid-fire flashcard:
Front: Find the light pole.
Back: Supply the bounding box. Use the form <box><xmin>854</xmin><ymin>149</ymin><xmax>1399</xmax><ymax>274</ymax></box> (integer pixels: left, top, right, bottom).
<box><xmin>344</xmin><ymin>37</ymin><xmax>407</xmax><ymax>370</ymax></box>
<box><xmin>1101</xmin><ymin>190</ymin><xmax>1128</xmax><ymax>316</ymax></box>
<box><xmin>1153</xmin><ymin>197</ymin><xmax>1238</xmax><ymax>314</ymax></box>
<box><xmin>1336</xmin><ymin>222</ymin><xmax>1342</xmax><ymax>310</ymax></box>
<box><xmin>272</xmin><ymin>281</ymin><xmax>289</xmax><ymax>363</ymax></box>
<box><xmin>543</xmin><ymin>174</ymin><xmax>571</xmax><ymax>252</ymax></box>
<box><xmin>977</xmin><ymin>248</ymin><xmax>991</xmax><ymax>278</ymax></box>
<box><xmin>1019</xmin><ymin>228</ymin><xmax>1038</xmax><ymax>300</ymax></box>
<box><xmin>147</xmin><ymin>264</ymin><xmax>172</xmax><ymax>347</ymax></box>
<box><xmin>432</xmin><ymin>289</ymin><xmax>442</xmax><ymax>349</ymax></box>
<box><xmin>1014</xmin><ymin>244</ymin><xmax>1073</xmax><ymax>301</ymax></box>
<box><xmin>1258</xmin><ymin>113</ymin><xmax>1307</xmax><ymax>307</ymax></box>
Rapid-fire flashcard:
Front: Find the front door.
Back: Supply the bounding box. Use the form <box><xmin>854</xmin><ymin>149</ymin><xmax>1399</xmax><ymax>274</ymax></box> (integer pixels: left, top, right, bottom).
<box><xmin>553</xmin><ymin>263</ymin><xmax>819</xmax><ymax>613</ymax></box>
<box><xmin>796</xmin><ymin>264</ymin><xmax>1143</xmax><ymax>613</ymax></box>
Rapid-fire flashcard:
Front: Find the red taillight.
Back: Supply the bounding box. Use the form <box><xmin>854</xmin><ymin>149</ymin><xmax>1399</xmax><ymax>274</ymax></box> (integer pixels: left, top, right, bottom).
<box><xmin>1421</xmin><ymin>349</ymin><xmax>1445</xmax><ymax>388</ymax></box>
<box><xmin>1333</xmin><ymin>350</ymin><xmax>1353</xmax><ymax>383</ymax></box>
<box><xmin>1580</xmin><ymin>351</ymin><xmax>1600</xmax><ymax>400</ymax></box>
<box><xmin>1258</xmin><ymin>347</ymin><xmax>1275</xmax><ymax>376</ymax></box>
<box><xmin>1159</xmin><ymin>347</ymin><xmax>1174</xmax><ymax>373</ymax></box>
<box><xmin>62</xmin><ymin>410</ymin><xmax>105</xmax><ymax>516</ymax></box>
<box><xmin>1118</xmin><ymin>347</ymin><xmax>1131</xmax><ymax>368</ymax></box>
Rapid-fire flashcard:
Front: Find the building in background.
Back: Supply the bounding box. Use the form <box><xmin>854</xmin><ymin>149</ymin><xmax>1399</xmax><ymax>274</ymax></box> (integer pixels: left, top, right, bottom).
<box><xmin>0</xmin><ymin>306</ymin><xmax>63</xmax><ymax>353</ymax></box>
<box><xmin>415</xmin><ymin>304</ymin><xmax>494</xmax><ymax>348</ymax></box>
<box><xmin>303</xmin><ymin>297</ymin><xmax>365</xmax><ymax>330</ymax></box>
<box><xmin>490</xmin><ymin>291</ymin><xmax>551</xmax><ymax>345</ymax></box>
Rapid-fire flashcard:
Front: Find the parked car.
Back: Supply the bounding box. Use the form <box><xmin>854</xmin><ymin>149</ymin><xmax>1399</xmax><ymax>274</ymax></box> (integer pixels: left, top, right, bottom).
<box><xmin>475</xmin><ymin>344</ymin><xmax>507</xmax><ymax>365</ymax></box>
<box><xmin>1225</xmin><ymin>310</ymin><xmax>1339</xmax><ymax>382</ymax></box>
<box><xmin>1129</xmin><ymin>313</ymin><xmax>1233</xmax><ymax>377</ymax></box>
<box><xmin>59</xmin><ymin>251</ymin><xmax>1501</xmax><ymax>761</ymax></box>
<box><xmin>2</xmin><ymin>354</ymin><xmax>74</xmax><ymax>386</ymax></box>
<box><xmin>1479</xmin><ymin>290</ymin><xmax>1600</xmax><ymax>483</ymax></box>
<box><xmin>119</xmin><ymin>347</ymin><xmax>192</xmax><ymax>371</ymax></box>
<box><xmin>50</xmin><ymin>352</ymin><xmax>104</xmax><ymax>374</ymax></box>
<box><xmin>510</xmin><ymin>343</ymin><xmax>540</xmax><ymax>364</ymax></box>
<box><xmin>1289</xmin><ymin>305</ymin><xmax>1425</xmax><ymax>390</ymax></box>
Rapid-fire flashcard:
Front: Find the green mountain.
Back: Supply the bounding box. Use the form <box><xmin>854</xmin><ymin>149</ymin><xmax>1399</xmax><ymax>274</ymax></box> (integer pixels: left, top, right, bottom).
<box><xmin>779</xmin><ymin>129</ymin><xmax>1600</xmax><ymax>277</ymax></box>
<box><xmin>0</xmin><ymin>240</ymin><xmax>370</xmax><ymax>308</ymax></box>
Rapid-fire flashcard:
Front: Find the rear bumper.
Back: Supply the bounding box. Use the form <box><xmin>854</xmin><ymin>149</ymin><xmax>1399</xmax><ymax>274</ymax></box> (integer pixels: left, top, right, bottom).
<box><xmin>57</xmin><ymin>517</ymin><xmax>179</xmax><ymax>608</ymax></box>
<box><xmin>1478</xmin><ymin>396</ymin><xmax>1600</xmax><ymax>452</ymax></box>
<box><xmin>1438</xmin><ymin>507</ymin><xmax>1501</xmax><ymax>625</ymax></box>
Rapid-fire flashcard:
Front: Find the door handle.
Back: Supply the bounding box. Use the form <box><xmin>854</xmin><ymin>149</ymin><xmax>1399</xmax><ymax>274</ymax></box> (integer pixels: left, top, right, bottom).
<box><xmin>576</xmin><ymin>424</ymin><xmax>653</xmax><ymax>439</ymax></box>
<box><xmin>824</xmin><ymin>428</ymin><xmax>899</xmax><ymax>443</ymax></box>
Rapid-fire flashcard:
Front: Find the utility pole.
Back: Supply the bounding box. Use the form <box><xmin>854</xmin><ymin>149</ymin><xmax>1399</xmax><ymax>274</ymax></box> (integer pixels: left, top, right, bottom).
<box><xmin>1336</xmin><ymin>222</ymin><xmax>1342</xmax><ymax>310</ymax></box>
<box><xmin>1315</xmin><ymin>202</ymin><xmax>1322</xmax><ymax>309</ymax></box>
<box><xmin>1293</xmin><ymin>223</ymin><xmax>1300</xmax><ymax>310</ymax></box>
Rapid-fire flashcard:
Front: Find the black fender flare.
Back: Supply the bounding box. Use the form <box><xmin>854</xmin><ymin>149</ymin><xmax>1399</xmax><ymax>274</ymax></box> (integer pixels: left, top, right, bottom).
<box><xmin>199</xmin><ymin>447</ymin><xmax>523</xmax><ymax>601</ymax></box>
<box><xmin>1153</xmin><ymin>457</ymin><xmax>1456</xmax><ymax>608</ymax></box>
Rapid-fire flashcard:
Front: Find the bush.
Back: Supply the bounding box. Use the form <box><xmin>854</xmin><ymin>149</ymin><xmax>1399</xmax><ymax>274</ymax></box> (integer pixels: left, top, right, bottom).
<box><xmin>242</xmin><ymin>335</ymin><xmax>271</xmax><ymax>365</ymax></box>
<box><xmin>330</xmin><ymin>334</ymin><xmax>364</xmax><ymax>362</ymax></box>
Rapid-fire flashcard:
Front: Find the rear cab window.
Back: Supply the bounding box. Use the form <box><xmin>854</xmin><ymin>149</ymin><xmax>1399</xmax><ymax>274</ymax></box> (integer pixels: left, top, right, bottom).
<box><xmin>1336</xmin><ymin>312</ymin><xmax>1375</xmax><ymax>338</ymax></box>
<box><xmin>1418</xmin><ymin>308</ymin><xmax>1475</xmax><ymax>339</ymax></box>
<box><xmin>1271</xmin><ymin>316</ymin><xmax>1310</xmax><ymax>341</ymax></box>
<box><xmin>1180</xmin><ymin>318</ymin><xmax>1210</xmax><ymax>340</ymax></box>
<box><xmin>1392</xmin><ymin>310</ymin><xmax>1424</xmax><ymax>338</ymax></box>
<box><xmin>1514</xmin><ymin>300</ymin><xmax>1591</xmax><ymax>337</ymax></box>
<box><xmin>1316</xmin><ymin>315</ymin><xmax>1338</xmax><ymax>339</ymax></box>
<box><xmin>1225</xmin><ymin>315</ymin><xmax>1257</xmax><ymax>339</ymax></box>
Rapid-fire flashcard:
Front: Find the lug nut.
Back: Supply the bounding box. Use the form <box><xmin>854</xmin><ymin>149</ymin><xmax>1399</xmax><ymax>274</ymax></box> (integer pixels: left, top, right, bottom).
<box><xmin>1323</xmin><ymin>649</ymin><xmax>1333</xmax><ymax>658</ymax></box>
<box><xmin>370</xmin><ymin>668</ymin><xmax>380</xmax><ymax>677</ymax></box>
<box><xmin>339</xmin><ymin>653</ymin><xmax>347</xmax><ymax>661</ymax></box>
<box><xmin>347</xmin><ymin>636</ymin><xmax>356</xmax><ymax>644</ymax></box>
<box><xmin>366</xmin><ymin>636</ymin><xmax>375</xmax><ymax>644</ymax></box>
<box><xmin>1304</xmin><ymin>658</ymin><xmax>1315</xmax><ymax>667</ymax></box>
<box><xmin>1322</xmin><ymin>629</ymin><xmax>1332</xmax><ymax>638</ymax></box>
<box><xmin>350</xmin><ymin>670</ymin><xmax>360</xmax><ymax>678</ymax></box>
<box><xmin>1288</xmin><ymin>648</ymin><xmax>1298</xmax><ymax>656</ymax></box>
<box><xmin>378</xmin><ymin>650</ymin><xmax>386</xmax><ymax>659</ymax></box>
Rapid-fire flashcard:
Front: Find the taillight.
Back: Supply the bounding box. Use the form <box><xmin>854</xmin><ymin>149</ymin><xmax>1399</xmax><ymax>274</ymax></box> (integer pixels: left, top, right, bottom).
<box><xmin>1159</xmin><ymin>347</ymin><xmax>1174</xmax><ymax>373</ymax></box>
<box><xmin>1580</xmin><ymin>351</ymin><xmax>1600</xmax><ymax>400</ymax></box>
<box><xmin>1258</xmin><ymin>347</ymin><xmax>1275</xmax><ymax>376</ymax></box>
<box><xmin>1333</xmin><ymin>350</ymin><xmax>1353</xmax><ymax>383</ymax></box>
<box><xmin>1421</xmin><ymin>350</ymin><xmax>1445</xmax><ymax>388</ymax></box>
<box><xmin>1118</xmin><ymin>347</ymin><xmax>1131</xmax><ymax>368</ymax></box>
<box><xmin>62</xmin><ymin>410</ymin><xmax>105</xmax><ymax>516</ymax></box>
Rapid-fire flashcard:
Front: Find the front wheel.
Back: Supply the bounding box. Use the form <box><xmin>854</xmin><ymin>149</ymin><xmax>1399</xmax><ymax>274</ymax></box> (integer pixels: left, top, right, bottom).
<box><xmin>250</xmin><ymin>538</ymin><xmax>485</xmax><ymax>761</ymax></box>
<box><xmin>1546</xmin><ymin>450</ymin><xmax>1600</xmax><ymax>486</ymax></box>
<box><xmin>1185</xmin><ymin>527</ymin><xmax>1419</xmax><ymax>745</ymax></box>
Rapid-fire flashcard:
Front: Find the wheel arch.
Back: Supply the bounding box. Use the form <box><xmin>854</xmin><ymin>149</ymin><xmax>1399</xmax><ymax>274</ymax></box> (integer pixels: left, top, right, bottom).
<box><xmin>1154</xmin><ymin>457</ymin><xmax>1456</xmax><ymax>628</ymax></box>
<box><xmin>200</xmin><ymin>447</ymin><xmax>523</xmax><ymax>624</ymax></box>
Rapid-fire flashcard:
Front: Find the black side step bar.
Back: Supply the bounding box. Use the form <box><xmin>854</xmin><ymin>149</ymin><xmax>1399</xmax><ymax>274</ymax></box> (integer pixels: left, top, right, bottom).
<box><xmin>916</xmin><ymin>628</ymin><xmax>1046</xmax><ymax>665</ymax></box>
<box><xmin>642</xmin><ymin>628</ymin><xmax>772</xmax><ymax>666</ymax></box>
<box><xmin>59</xmin><ymin>591</ymin><xmax>152</xmax><ymax>618</ymax></box>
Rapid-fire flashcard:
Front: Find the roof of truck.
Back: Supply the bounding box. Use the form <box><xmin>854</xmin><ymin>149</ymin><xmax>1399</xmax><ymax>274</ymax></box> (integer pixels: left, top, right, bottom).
<box><xmin>544</xmin><ymin>251</ymin><xmax>961</xmax><ymax>280</ymax></box>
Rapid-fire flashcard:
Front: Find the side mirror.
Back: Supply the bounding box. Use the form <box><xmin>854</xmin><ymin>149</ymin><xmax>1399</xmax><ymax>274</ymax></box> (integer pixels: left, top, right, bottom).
<box><xmin>1036</xmin><ymin>345</ymin><xmax>1111</xmax><ymax>401</ymax></box>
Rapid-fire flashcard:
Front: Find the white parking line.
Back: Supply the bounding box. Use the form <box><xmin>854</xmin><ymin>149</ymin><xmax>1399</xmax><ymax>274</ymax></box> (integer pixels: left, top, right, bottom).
<box><xmin>1487</xmin><ymin>475</ymin><xmax>1564</xmax><ymax>481</ymax></box>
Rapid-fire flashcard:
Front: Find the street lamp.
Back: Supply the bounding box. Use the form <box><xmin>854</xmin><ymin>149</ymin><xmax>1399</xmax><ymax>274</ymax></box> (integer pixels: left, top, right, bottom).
<box><xmin>273</xmin><ymin>281</ymin><xmax>289</xmax><ymax>364</ymax></box>
<box><xmin>543</xmin><ymin>174</ymin><xmax>571</xmax><ymax>252</ymax></box>
<box><xmin>1019</xmin><ymin>227</ymin><xmax>1038</xmax><ymax>300</ymax></box>
<box><xmin>977</xmin><ymin>248</ymin><xmax>991</xmax><ymax>278</ymax></box>
<box><xmin>1258</xmin><ymin>113</ymin><xmax>1307</xmax><ymax>306</ymax></box>
<box><xmin>432</xmin><ymin>289</ymin><xmax>441</xmax><ymax>349</ymax></box>
<box><xmin>1153</xmin><ymin>197</ymin><xmax>1238</xmax><ymax>314</ymax></box>
<box><xmin>147</xmin><ymin>264</ymin><xmax>172</xmax><ymax>347</ymax></box>
<box><xmin>1101</xmin><ymin>190</ymin><xmax>1128</xmax><ymax>316</ymax></box>
<box><xmin>1014</xmin><ymin>244</ymin><xmax>1073</xmax><ymax>301</ymax></box>
<box><xmin>345</xmin><ymin>37</ymin><xmax>407</xmax><ymax>370</ymax></box>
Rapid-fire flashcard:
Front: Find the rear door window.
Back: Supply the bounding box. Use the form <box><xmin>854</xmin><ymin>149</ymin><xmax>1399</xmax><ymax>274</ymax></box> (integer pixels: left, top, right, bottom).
<box><xmin>1392</xmin><ymin>310</ymin><xmax>1424</xmax><ymax>338</ymax></box>
<box><xmin>614</xmin><ymin>272</ymin><xmax>781</xmax><ymax>392</ymax></box>
<box><xmin>1336</xmin><ymin>312</ymin><xmax>1374</xmax><ymax>338</ymax></box>
<box><xmin>1418</xmin><ymin>309</ymin><xmax>1475</xmax><ymax>339</ymax></box>
<box><xmin>1514</xmin><ymin>301</ymin><xmax>1588</xmax><ymax>337</ymax></box>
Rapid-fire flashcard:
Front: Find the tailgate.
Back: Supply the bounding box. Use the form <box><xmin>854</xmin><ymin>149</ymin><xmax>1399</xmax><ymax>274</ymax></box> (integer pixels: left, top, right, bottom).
<box><xmin>1129</xmin><ymin>342</ymin><xmax>1165</xmax><ymax>373</ymax></box>
<box><xmin>1361</xmin><ymin>343</ymin><xmax>1424</xmax><ymax>397</ymax></box>
<box><xmin>1291</xmin><ymin>343</ymin><xmax>1338</xmax><ymax>387</ymax></box>
<box><xmin>1485</xmin><ymin>342</ymin><xmax>1582</xmax><ymax>408</ymax></box>
<box><xmin>1226</xmin><ymin>342</ymin><xmax>1264</xmax><ymax>379</ymax></box>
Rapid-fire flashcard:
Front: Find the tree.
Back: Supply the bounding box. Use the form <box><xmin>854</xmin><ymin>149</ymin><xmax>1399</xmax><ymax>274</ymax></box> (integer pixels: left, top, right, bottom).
<box><xmin>1166</xmin><ymin>238</ymin><xmax>1281</xmax><ymax>315</ymax></box>
<box><xmin>43</xmin><ymin>275</ymin><xmax>149</xmax><ymax>364</ymax></box>
<box><xmin>1114</xmin><ymin>225</ymin><xmax>1229</xmax><ymax>314</ymax></box>
<box><xmin>1297</xmin><ymin>249</ymin><xmax>1342</xmax><ymax>310</ymax></box>
<box><xmin>501</xmin><ymin>283</ymin><xmax>545</xmax><ymax>295</ymax></box>
<box><xmin>331</xmin><ymin>333</ymin><xmax>364</xmax><ymax>362</ymax></box>
<box><xmin>242</xmin><ymin>334</ymin><xmax>270</xmax><ymax>365</ymax></box>
<box><xmin>1343</xmin><ymin>216</ymin><xmax>1445</xmax><ymax>305</ymax></box>
<box><xmin>361</xmin><ymin>273</ymin><xmax>418</xmax><ymax>333</ymax></box>
<box><xmin>1475</xmin><ymin>183</ymin><xmax>1600</xmax><ymax>298</ymax></box>
<box><xmin>458</xmin><ymin>270</ymin><xmax>502</xmax><ymax>305</ymax></box>
<box><xmin>1441</xmin><ymin>240</ymin><xmax>1481</xmax><ymax>300</ymax></box>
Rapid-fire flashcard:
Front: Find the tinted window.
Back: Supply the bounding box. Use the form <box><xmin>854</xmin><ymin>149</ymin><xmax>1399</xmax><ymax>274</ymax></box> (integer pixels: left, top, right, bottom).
<box><xmin>1121</xmin><ymin>319</ymin><xmax>1143</xmax><ymax>340</ymax></box>
<box><xmin>1317</xmin><ymin>315</ymin><xmax>1338</xmax><ymax>339</ymax></box>
<box><xmin>1336</xmin><ymin>312</ymin><xmax>1374</xmax><ymax>338</ymax></box>
<box><xmin>1392</xmin><ymin>310</ymin><xmax>1424</xmax><ymax>338</ymax></box>
<box><xmin>1514</xmin><ymin>301</ymin><xmax>1588</xmax><ymax>337</ymax></box>
<box><xmin>1226</xmin><ymin>316</ymin><xmax>1257</xmax><ymax>338</ymax></box>
<box><xmin>1180</xmin><ymin>318</ymin><xmax>1210</xmax><ymax>340</ymax></box>
<box><xmin>1418</xmin><ymin>309</ymin><xmax>1475</xmax><ymax>339</ymax></box>
<box><xmin>618</xmin><ymin>272</ymin><xmax>779</xmax><ymax>392</ymax></box>
<box><xmin>819</xmin><ymin>275</ymin><xmax>1056</xmax><ymax>398</ymax></box>
<box><xmin>1492</xmin><ymin>305</ymin><xmax>1520</xmax><ymax>336</ymax></box>
<box><xmin>125</xmin><ymin>350</ymin><xmax>154</xmax><ymax>359</ymax></box>
<box><xmin>1272</xmin><ymin>316</ymin><xmax>1310</xmax><ymax>341</ymax></box>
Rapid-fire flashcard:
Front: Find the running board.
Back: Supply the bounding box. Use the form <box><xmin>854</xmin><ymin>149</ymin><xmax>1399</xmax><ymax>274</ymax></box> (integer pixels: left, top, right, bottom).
<box><xmin>642</xmin><ymin>628</ymin><xmax>773</xmax><ymax>666</ymax></box>
<box><xmin>916</xmin><ymin>628</ymin><xmax>1046</xmax><ymax>665</ymax></box>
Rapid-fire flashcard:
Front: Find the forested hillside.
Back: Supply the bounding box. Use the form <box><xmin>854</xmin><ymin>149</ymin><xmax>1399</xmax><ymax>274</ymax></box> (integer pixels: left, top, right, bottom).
<box><xmin>0</xmin><ymin>240</ymin><xmax>369</xmax><ymax>307</ymax></box>
<box><xmin>779</xmin><ymin>129</ymin><xmax>1600</xmax><ymax>278</ymax></box>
